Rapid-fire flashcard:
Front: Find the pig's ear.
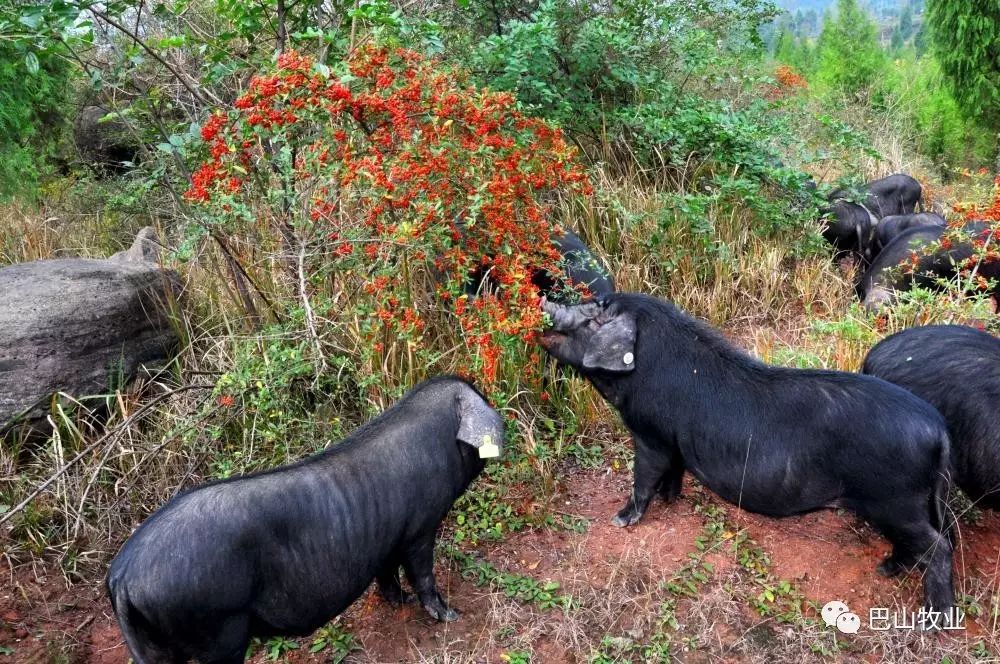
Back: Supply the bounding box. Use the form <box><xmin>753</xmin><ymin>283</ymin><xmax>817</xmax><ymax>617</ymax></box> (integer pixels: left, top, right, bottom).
<box><xmin>456</xmin><ymin>388</ymin><xmax>505</xmax><ymax>454</ymax></box>
<box><xmin>583</xmin><ymin>311</ymin><xmax>637</xmax><ymax>372</ymax></box>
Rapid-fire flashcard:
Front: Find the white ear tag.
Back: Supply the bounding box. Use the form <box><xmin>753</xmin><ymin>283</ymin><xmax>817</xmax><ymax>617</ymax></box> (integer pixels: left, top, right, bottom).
<box><xmin>478</xmin><ymin>434</ymin><xmax>500</xmax><ymax>459</ymax></box>
<box><xmin>623</xmin><ymin>352</ymin><xmax>634</xmax><ymax>365</ymax></box>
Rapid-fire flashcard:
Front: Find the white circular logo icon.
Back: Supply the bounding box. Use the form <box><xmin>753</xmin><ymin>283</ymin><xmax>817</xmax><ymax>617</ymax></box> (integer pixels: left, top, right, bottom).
<box><xmin>836</xmin><ymin>612</ymin><xmax>861</xmax><ymax>634</ymax></box>
<box><xmin>821</xmin><ymin>600</ymin><xmax>849</xmax><ymax>627</ymax></box>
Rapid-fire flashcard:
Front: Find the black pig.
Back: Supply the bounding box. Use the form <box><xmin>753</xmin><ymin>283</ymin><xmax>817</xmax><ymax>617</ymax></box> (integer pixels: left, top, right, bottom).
<box><xmin>532</xmin><ymin>227</ymin><xmax>615</xmax><ymax>301</ymax></box>
<box><xmin>874</xmin><ymin>212</ymin><xmax>946</xmax><ymax>254</ymax></box>
<box><xmin>540</xmin><ymin>294</ymin><xmax>954</xmax><ymax>614</ymax></box>
<box><xmin>820</xmin><ymin>199</ymin><xmax>877</xmax><ymax>262</ymax></box>
<box><xmin>465</xmin><ymin>226</ymin><xmax>614</xmax><ymax>302</ymax></box>
<box><xmin>859</xmin><ymin>221</ymin><xmax>999</xmax><ymax>310</ymax></box>
<box><xmin>106</xmin><ymin>376</ymin><xmax>504</xmax><ymax>664</ymax></box>
<box><xmin>863</xmin><ymin>325</ymin><xmax>1000</xmax><ymax>509</ymax></box>
<box><xmin>830</xmin><ymin>173</ymin><xmax>923</xmax><ymax>218</ymax></box>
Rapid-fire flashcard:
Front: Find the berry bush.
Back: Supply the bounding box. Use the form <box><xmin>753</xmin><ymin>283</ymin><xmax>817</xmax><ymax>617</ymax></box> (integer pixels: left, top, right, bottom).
<box><xmin>184</xmin><ymin>47</ymin><xmax>593</xmax><ymax>402</ymax></box>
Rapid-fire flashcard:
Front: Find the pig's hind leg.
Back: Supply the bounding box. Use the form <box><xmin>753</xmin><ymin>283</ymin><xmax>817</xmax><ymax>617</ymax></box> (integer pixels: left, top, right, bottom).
<box><xmin>377</xmin><ymin>559</ymin><xmax>415</xmax><ymax>606</ymax></box>
<box><xmin>856</xmin><ymin>498</ymin><xmax>954</xmax><ymax>616</ymax></box>
<box><xmin>402</xmin><ymin>534</ymin><xmax>458</xmax><ymax>622</ymax></box>
<box><xmin>198</xmin><ymin>614</ymin><xmax>251</xmax><ymax>664</ymax></box>
<box><xmin>656</xmin><ymin>446</ymin><xmax>685</xmax><ymax>503</ymax></box>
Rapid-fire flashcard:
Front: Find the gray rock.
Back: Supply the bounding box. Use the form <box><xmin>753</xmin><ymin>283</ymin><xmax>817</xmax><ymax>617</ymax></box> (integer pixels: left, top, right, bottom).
<box><xmin>0</xmin><ymin>228</ymin><xmax>178</xmax><ymax>435</ymax></box>
<box><xmin>110</xmin><ymin>226</ymin><xmax>164</xmax><ymax>263</ymax></box>
<box><xmin>73</xmin><ymin>105</ymin><xmax>141</xmax><ymax>172</ymax></box>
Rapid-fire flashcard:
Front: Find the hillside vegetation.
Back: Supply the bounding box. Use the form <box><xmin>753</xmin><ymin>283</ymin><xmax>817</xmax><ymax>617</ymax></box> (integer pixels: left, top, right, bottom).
<box><xmin>1</xmin><ymin>0</ymin><xmax>999</xmax><ymax>661</ymax></box>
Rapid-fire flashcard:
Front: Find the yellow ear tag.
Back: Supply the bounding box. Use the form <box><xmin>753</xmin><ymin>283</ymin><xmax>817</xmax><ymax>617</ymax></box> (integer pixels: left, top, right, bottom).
<box><xmin>478</xmin><ymin>434</ymin><xmax>500</xmax><ymax>459</ymax></box>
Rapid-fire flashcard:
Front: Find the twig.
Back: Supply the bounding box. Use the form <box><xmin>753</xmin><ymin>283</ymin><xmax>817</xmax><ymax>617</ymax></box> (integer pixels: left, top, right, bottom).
<box><xmin>276</xmin><ymin>0</ymin><xmax>287</xmax><ymax>53</ymax></box>
<box><xmin>298</xmin><ymin>242</ymin><xmax>327</xmax><ymax>376</ymax></box>
<box><xmin>90</xmin><ymin>8</ymin><xmax>219</xmax><ymax>107</ymax></box>
<box><xmin>960</xmin><ymin>226</ymin><xmax>995</xmax><ymax>294</ymax></box>
<box><xmin>210</xmin><ymin>233</ymin><xmax>280</xmax><ymax>322</ymax></box>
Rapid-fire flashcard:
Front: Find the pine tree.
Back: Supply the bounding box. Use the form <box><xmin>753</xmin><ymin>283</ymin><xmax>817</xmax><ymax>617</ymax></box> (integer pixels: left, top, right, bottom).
<box><xmin>898</xmin><ymin>4</ymin><xmax>914</xmax><ymax>41</ymax></box>
<box><xmin>815</xmin><ymin>0</ymin><xmax>887</xmax><ymax>95</ymax></box>
<box><xmin>913</xmin><ymin>22</ymin><xmax>929</xmax><ymax>56</ymax></box>
<box><xmin>891</xmin><ymin>27</ymin><xmax>904</xmax><ymax>52</ymax></box>
<box><xmin>773</xmin><ymin>28</ymin><xmax>797</xmax><ymax>63</ymax></box>
<box><xmin>925</xmin><ymin>0</ymin><xmax>1000</xmax><ymax>129</ymax></box>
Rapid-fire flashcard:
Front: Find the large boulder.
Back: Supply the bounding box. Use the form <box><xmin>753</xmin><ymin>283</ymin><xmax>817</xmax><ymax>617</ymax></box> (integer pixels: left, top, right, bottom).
<box><xmin>0</xmin><ymin>228</ymin><xmax>178</xmax><ymax>436</ymax></box>
<box><xmin>73</xmin><ymin>105</ymin><xmax>141</xmax><ymax>172</ymax></box>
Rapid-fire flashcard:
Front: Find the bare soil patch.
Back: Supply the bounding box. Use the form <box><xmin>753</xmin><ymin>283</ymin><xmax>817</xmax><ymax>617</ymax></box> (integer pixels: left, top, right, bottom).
<box><xmin>1</xmin><ymin>470</ymin><xmax>997</xmax><ymax>663</ymax></box>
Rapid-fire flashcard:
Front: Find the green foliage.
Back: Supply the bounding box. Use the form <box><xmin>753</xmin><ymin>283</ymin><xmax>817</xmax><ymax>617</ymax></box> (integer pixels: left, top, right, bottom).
<box><xmin>460</xmin><ymin>0</ymin><xmax>825</xmax><ymax>273</ymax></box>
<box><xmin>926</xmin><ymin>0</ymin><xmax>1000</xmax><ymax>128</ymax></box>
<box><xmin>200</xmin><ymin>329</ymin><xmax>351</xmax><ymax>479</ymax></box>
<box><xmin>768</xmin><ymin>0</ymin><xmax>996</xmax><ymax>169</ymax></box>
<box><xmin>894</xmin><ymin>56</ymin><xmax>998</xmax><ymax>166</ymax></box>
<box><xmin>773</xmin><ymin>29</ymin><xmax>817</xmax><ymax>73</ymax></box>
<box><xmin>464</xmin><ymin>0</ymin><xmax>779</xmax><ymax>164</ymax></box>
<box><xmin>890</xmin><ymin>27</ymin><xmax>904</xmax><ymax>52</ymax></box>
<box><xmin>444</xmin><ymin>545</ymin><xmax>575</xmax><ymax>611</ymax></box>
<box><xmin>814</xmin><ymin>0</ymin><xmax>886</xmax><ymax>95</ymax></box>
<box><xmin>308</xmin><ymin>623</ymin><xmax>358</xmax><ymax>661</ymax></box>
<box><xmin>0</xmin><ymin>40</ymin><xmax>72</xmax><ymax>200</ymax></box>
<box><xmin>261</xmin><ymin>636</ymin><xmax>299</xmax><ymax>660</ymax></box>
<box><xmin>913</xmin><ymin>21</ymin><xmax>929</xmax><ymax>56</ymax></box>
<box><xmin>451</xmin><ymin>483</ymin><xmax>528</xmax><ymax>545</ymax></box>
<box><xmin>898</xmin><ymin>4</ymin><xmax>914</xmax><ymax>41</ymax></box>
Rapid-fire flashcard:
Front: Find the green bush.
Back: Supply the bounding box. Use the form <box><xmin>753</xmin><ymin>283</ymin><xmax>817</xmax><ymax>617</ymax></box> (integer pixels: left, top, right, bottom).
<box><xmin>813</xmin><ymin>0</ymin><xmax>886</xmax><ymax>97</ymax></box>
<box><xmin>899</xmin><ymin>56</ymin><xmax>997</xmax><ymax>168</ymax></box>
<box><xmin>460</xmin><ymin>0</ymin><xmax>822</xmax><ymax>248</ymax></box>
<box><xmin>463</xmin><ymin>0</ymin><xmax>779</xmax><ymax>162</ymax></box>
<box><xmin>0</xmin><ymin>42</ymin><xmax>73</xmax><ymax>200</ymax></box>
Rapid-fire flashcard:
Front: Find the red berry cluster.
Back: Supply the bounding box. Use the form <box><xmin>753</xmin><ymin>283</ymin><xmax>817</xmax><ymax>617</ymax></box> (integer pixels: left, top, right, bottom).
<box><xmin>185</xmin><ymin>47</ymin><xmax>593</xmax><ymax>390</ymax></box>
<box><xmin>954</xmin><ymin>175</ymin><xmax>1000</xmax><ymax>287</ymax></box>
<box><xmin>765</xmin><ymin>65</ymin><xmax>808</xmax><ymax>100</ymax></box>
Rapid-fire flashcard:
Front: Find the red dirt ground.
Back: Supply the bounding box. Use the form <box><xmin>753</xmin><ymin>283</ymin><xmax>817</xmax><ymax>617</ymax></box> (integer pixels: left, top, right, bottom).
<box><xmin>1</xmin><ymin>470</ymin><xmax>998</xmax><ymax>663</ymax></box>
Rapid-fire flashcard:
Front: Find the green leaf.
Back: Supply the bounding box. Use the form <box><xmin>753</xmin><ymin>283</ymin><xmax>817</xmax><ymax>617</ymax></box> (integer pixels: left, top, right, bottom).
<box><xmin>18</xmin><ymin>12</ymin><xmax>42</xmax><ymax>29</ymax></box>
<box><xmin>24</xmin><ymin>52</ymin><xmax>39</xmax><ymax>75</ymax></box>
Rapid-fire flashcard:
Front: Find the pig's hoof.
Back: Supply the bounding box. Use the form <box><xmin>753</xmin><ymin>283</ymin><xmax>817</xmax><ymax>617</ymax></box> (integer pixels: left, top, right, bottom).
<box><xmin>425</xmin><ymin>604</ymin><xmax>459</xmax><ymax>622</ymax></box>
<box><xmin>611</xmin><ymin>509</ymin><xmax>642</xmax><ymax>528</ymax></box>
<box><xmin>876</xmin><ymin>557</ymin><xmax>905</xmax><ymax>578</ymax></box>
